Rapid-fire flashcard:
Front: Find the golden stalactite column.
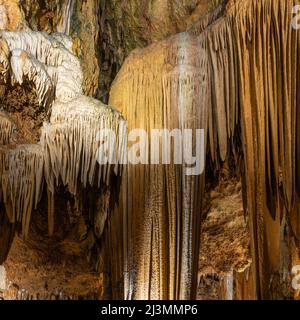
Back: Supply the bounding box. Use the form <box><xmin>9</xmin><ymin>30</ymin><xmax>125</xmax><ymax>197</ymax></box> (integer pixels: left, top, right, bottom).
<box><xmin>109</xmin><ymin>0</ymin><xmax>300</xmax><ymax>300</ymax></box>
<box><xmin>110</xmin><ymin>33</ymin><xmax>208</xmax><ymax>300</ymax></box>
<box><xmin>235</xmin><ymin>0</ymin><xmax>299</xmax><ymax>299</ymax></box>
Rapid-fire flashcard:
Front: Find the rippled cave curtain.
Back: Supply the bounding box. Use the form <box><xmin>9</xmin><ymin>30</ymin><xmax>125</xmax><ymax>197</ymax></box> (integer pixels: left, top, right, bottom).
<box><xmin>109</xmin><ymin>0</ymin><xmax>300</xmax><ymax>300</ymax></box>
<box><xmin>110</xmin><ymin>32</ymin><xmax>207</xmax><ymax>299</ymax></box>
<box><xmin>235</xmin><ymin>0</ymin><xmax>300</xmax><ymax>299</ymax></box>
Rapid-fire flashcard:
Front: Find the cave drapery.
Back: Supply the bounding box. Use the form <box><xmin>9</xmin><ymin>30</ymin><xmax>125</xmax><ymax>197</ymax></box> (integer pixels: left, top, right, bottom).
<box><xmin>109</xmin><ymin>0</ymin><xmax>300</xmax><ymax>300</ymax></box>
<box><xmin>0</xmin><ymin>0</ymin><xmax>299</xmax><ymax>300</ymax></box>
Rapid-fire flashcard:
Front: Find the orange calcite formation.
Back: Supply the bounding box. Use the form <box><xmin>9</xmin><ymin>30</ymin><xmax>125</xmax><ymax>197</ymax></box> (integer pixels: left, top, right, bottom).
<box><xmin>109</xmin><ymin>0</ymin><xmax>300</xmax><ymax>299</ymax></box>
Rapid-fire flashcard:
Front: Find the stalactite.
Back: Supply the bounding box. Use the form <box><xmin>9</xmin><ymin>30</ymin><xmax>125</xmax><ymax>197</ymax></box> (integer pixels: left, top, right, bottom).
<box><xmin>0</xmin><ymin>112</ymin><xmax>16</xmax><ymax>145</ymax></box>
<box><xmin>41</xmin><ymin>97</ymin><xmax>126</xmax><ymax>195</ymax></box>
<box><xmin>232</xmin><ymin>0</ymin><xmax>299</xmax><ymax>299</ymax></box>
<box><xmin>109</xmin><ymin>0</ymin><xmax>300</xmax><ymax>300</ymax></box>
<box><xmin>0</xmin><ymin>144</ymin><xmax>44</xmax><ymax>237</ymax></box>
<box><xmin>0</xmin><ymin>0</ymin><xmax>299</xmax><ymax>300</ymax></box>
<box><xmin>110</xmin><ymin>26</ymin><xmax>210</xmax><ymax>301</ymax></box>
<box><xmin>56</xmin><ymin>0</ymin><xmax>75</xmax><ymax>36</ymax></box>
<box><xmin>0</xmin><ymin>28</ymin><xmax>126</xmax><ymax>266</ymax></box>
<box><xmin>0</xmin><ymin>31</ymin><xmax>83</xmax><ymax>102</ymax></box>
<box><xmin>10</xmin><ymin>48</ymin><xmax>54</xmax><ymax>107</ymax></box>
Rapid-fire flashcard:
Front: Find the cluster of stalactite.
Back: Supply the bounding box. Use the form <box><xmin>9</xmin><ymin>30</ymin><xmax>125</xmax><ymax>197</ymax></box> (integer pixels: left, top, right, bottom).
<box><xmin>109</xmin><ymin>0</ymin><xmax>300</xmax><ymax>300</ymax></box>
<box><xmin>15</xmin><ymin>0</ymin><xmax>225</xmax><ymax>101</ymax></box>
<box><xmin>0</xmin><ymin>29</ymin><xmax>125</xmax><ymax>266</ymax></box>
<box><xmin>0</xmin><ymin>0</ymin><xmax>299</xmax><ymax>301</ymax></box>
<box><xmin>1</xmin><ymin>283</ymin><xmax>99</xmax><ymax>300</ymax></box>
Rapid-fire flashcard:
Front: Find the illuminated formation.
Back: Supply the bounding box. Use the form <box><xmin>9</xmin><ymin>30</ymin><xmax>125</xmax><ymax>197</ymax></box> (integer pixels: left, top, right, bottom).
<box><xmin>0</xmin><ymin>29</ymin><xmax>125</xmax><ymax>260</ymax></box>
<box><xmin>0</xmin><ymin>0</ymin><xmax>299</xmax><ymax>300</ymax></box>
<box><xmin>110</xmin><ymin>0</ymin><xmax>300</xmax><ymax>299</ymax></box>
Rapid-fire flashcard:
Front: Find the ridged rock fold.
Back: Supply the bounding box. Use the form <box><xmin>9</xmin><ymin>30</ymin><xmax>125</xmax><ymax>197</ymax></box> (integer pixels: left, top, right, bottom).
<box><xmin>109</xmin><ymin>0</ymin><xmax>300</xmax><ymax>299</ymax></box>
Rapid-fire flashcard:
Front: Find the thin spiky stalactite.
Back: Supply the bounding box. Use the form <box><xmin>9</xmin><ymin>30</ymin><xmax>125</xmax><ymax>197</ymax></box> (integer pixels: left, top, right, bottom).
<box><xmin>0</xmin><ymin>29</ymin><xmax>126</xmax><ymax>266</ymax></box>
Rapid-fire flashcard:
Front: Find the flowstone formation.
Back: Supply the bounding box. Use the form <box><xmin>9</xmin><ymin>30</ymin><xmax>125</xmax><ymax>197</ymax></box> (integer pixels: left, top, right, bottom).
<box><xmin>0</xmin><ymin>0</ymin><xmax>299</xmax><ymax>301</ymax></box>
<box><xmin>110</xmin><ymin>0</ymin><xmax>300</xmax><ymax>300</ymax></box>
<box><xmin>0</xmin><ymin>24</ymin><xmax>126</xmax><ymax>281</ymax></box>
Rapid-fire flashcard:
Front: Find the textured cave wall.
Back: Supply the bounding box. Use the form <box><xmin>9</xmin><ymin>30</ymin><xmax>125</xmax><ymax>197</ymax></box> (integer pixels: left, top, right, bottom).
<box><xmin>109</xmin><ymin>0</ymin><xmax>300</xmax><ymax>300</ymax></box>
